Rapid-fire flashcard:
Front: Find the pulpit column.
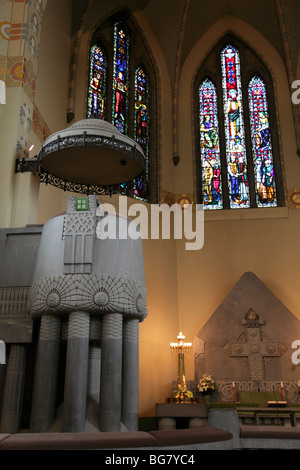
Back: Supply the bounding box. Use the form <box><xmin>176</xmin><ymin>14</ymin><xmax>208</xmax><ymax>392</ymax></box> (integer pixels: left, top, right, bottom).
<box><xmin>122</xmin><ymin>318</ymin><xmax>139</xmax><ymax>430</ymax></box>
<box><xmin>99</xmin><ymin>313</ymin><xmax>123</xmax><ymax>431</ymax></box>
<box><xmin>62</xmin><ymin>311</ymin><xmax>90</xmax><ymax>432</ymax></box>
<box><xmin>30</xmin><ymin>315</ymin><xmax>61</xmax><ymax>432</ymax></box>
<box><xmin>87</xmin><ymin>315</ymin><xmax>102</xmax><ymax>404</ymax></box>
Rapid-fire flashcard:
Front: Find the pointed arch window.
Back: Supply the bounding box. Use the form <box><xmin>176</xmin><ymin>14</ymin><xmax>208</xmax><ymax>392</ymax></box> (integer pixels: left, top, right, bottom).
<box><xmin>196</xmin><ymin>38</ymin><xmax>283</xmax><ymax>210</ymax></box>
<box><xmin>86</xmin><ymin>16</ymin><xmax>156</xmax><ymax>202</ymax></box>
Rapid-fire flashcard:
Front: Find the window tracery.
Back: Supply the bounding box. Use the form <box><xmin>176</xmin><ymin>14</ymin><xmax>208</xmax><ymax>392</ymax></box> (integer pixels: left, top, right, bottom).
<box><xmin>87</xmin><ymin>17</ymin><xmax>154</xmax><ymax>202</ymax></box>
<box><xmin>196</xmin><ymin>37</ymin><xmax>283</xmax><ymax>210</ymax></box>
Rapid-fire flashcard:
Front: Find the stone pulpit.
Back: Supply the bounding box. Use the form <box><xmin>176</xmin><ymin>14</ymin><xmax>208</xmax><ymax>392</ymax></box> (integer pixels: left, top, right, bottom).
<box><xmin>1</xmin><ymin>119</ymin><xmax>148</xmax><ymax>435</ymax></box>
<box><xmin>28</xmin><ymin>195</ymin><xmax>147</xmax><ymax>433</ymax></box>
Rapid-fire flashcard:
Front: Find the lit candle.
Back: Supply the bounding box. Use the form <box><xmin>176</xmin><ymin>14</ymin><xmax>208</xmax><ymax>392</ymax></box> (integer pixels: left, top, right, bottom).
<box><xmin>232</xmin><ymin>382</ymin><xmax>235</xmax><ymax>402</ymax></box>
<box><xmin>280</xmin><ymin>382</ymin><xmax>285</xmax><ymax>400</ymax></box>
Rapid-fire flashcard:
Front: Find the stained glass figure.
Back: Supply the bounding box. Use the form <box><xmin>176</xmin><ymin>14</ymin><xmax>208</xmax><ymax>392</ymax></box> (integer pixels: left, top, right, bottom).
<box><xmin>112</xmin><ymin>22</ymin><xmax>129</xmax><ymax>134</ymax></box>
<box><xmin>221</xmin><ymin>45</ymin><xmax>250</xmax><ymax>208</ymax></box>
<box><xmin>199</xmin><ymin>78</ymin><xmax>222</xmax><ymax>209</ymax></box>
<box><xmin>133</xmin><ymin>67</ymin><xmax>149</xmax><ymax>200</ymax></box>
<box><xmin>248</xmin><ymin>75</ymin><xmax>277</xmax><ymax>207</ymax></box>
<box><xmin>87</xmin><ymin>44</ymin><xmax>106</xmax><ymax>119</ymax></box>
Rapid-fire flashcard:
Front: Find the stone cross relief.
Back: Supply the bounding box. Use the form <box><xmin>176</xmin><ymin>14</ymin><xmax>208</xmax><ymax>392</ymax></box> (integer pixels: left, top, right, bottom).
<box><xmin>223</xmin><ymin>309</ymin><xmax>288</xmax><ymax>382</ymax></box>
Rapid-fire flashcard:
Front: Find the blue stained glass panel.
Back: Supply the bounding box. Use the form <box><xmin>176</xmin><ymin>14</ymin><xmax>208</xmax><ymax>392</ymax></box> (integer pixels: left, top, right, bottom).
<box><xmin>199</xmin><ymin>78</ymin><xmax>222</xmax><ymax>209</ymax></box>
<box><xmin>112</xmin><ymin>22</ymin><xmax>129</xmax><ymax>134</ymax></box>
<box><xmin>133</xmin><ymin>67</ymin><xmax>149</xmax><ymax>200</ymax></box>
<box><xmin>248</xmin><ymin>75</ymin><xmax>277</xmax><ymax>207</ymax></box>
<box><xmin>221</xmin><ymin>45</ymin><xmax>250</xmax><ymax>208</ymax></box>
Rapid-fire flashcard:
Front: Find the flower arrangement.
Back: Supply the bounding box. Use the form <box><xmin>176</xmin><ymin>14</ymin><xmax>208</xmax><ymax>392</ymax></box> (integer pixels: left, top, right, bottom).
<box><xmin>172</xmin><ymin>388</ymin><xmax>193</xmax><ymax>402</ymax></box>
<box><xmin>197</xmin><ymin>374</ymin><xmax>215</xmax><ymax>394</ymax></box>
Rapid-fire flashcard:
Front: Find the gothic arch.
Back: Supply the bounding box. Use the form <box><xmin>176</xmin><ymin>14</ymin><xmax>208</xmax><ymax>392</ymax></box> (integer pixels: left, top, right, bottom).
<box><xmin>193</xmin><ymin>32</ymin><xmax>285</xmax><ymax>209</ymax></box>
<box><xmin>84</xmin><ymin>10</ymin><xmax>161</xmax><ymax>203</ymax></box>
<box><xmin>177</xmin><ymin>16</ymin><xmax>294</xmax><ymax>206</ymax></box>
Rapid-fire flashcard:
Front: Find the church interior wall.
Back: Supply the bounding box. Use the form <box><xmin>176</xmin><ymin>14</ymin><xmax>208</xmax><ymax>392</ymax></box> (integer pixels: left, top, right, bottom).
<box><xmin>174</xmin><ymin>14</ymin><xmax>300</xmax><ymax>390</ymax></box>
<box><xmin>33</xmin><ymin>0</ymin><xmax>72</xmax><ymax>225</ymax></box>
<box><xmin>34</xmin><ymin>0</ymin><xmax>72</xmax><ymax>135</ymax></box>
<box><xmin>1</xmin><ymin>0</ymin><xmax>300</xmax><ymax>422</ymax></box>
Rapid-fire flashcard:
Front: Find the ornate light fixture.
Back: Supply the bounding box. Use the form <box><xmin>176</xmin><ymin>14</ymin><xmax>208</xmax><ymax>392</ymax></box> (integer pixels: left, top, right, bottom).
<box><xmin>170</xmin><ymin>332</ymin><xmax>193</xmax><ymax>399</ymax></box>
<box><xmin>15</xmin><ymin>118</ymin><xmax>146</xmax><ymax>196</ymax></box>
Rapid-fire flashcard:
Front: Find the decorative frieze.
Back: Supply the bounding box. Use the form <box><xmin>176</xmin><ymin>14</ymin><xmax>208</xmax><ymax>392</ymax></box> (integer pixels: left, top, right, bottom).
<box><xmin>0</xmin><ymin>286</ymin><xmax>30</xmax><ymax>319</ymax></box>
<box><xmin>29</xmin><ymin>273</ymin><xmax>147</xmax><ymax>320</ymax></box>
<box><xmin>217</xmin><ymin>380</ymin><xmax>299</xmax><ymax>403</ymax></box>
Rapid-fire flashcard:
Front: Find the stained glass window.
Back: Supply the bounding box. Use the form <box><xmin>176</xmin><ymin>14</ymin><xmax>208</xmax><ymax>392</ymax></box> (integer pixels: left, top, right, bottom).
<box><xmin>87</xmin><ymin>44</ymin><xmax>107</xmax><ymax>119</ymax></box>
<box><xmin>112</xmin><ymin>22</ymin><xmax>129</xmax><ymax>134</ymax></box>
<box><xmin>133</xmin><ymin>67</ymin><xmax>149</xmax><ymax>200</ymax></box>
<box><xmin>221</xmin><ymin>45</ymin><xmax>250</xmax><ymax>208</ymax></box>
<box><xmin>248</xmin><ymin>75</ymin><xmax>277</xmax><ymax>207</ymax></box>
<box><xmin>87</xmin><ymin>18</ymin><xmax>154</xmax><ymax>202</ymax></box>
<box><xmin>197</xmin><ymin>39</ymin><xmax>282</xmax><ymax>210</ymax></box>
<box><xmin>199</xmin><ymin>78</ymin><xmax>222</xmax><ymax>209</ymax></box>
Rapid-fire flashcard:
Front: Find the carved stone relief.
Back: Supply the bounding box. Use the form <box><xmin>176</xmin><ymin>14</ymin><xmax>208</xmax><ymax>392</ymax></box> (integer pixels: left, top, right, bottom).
<box><xmin>223</xmin><ymin>309</ymin><xmax>288</xmax><ymax>382</ymax></box>
<box><xmin>0</xmin><ymin>287</ymin><xmax>30</xmax><ymax>319</ymax></box>
<box><xmin>194</xmin><ymin>272</ymin><xmax>300</xmax><ymax>401</ymax></box>
<box><xmin>29</xmin><ymin>273</ymin><xmax>147</xmax><ymax>320</ymax></box>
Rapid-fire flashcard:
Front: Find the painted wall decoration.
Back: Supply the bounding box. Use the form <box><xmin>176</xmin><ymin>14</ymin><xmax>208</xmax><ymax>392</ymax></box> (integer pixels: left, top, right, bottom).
<box><xmin>1</xmin><ymin>0</ymin><xmax>47</xmax><ymax>99</ymax></box>
<box><xmin>1</xmin><ymin>0</ymin><xmax>50</xmax><ymax>158</ymax></box>
<box><xmin>20</xmin><ymin>101</ymin><xmax>32</xmax><ymax>133</ymax></box>
<box><xmin>0</xmin><ymin>0</ymin><xmax>12</xmax><ymax>59</ymax></box>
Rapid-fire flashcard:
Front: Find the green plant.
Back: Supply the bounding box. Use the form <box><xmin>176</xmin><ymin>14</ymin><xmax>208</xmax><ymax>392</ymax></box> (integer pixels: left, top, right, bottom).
<box><xmin>173</xmin><ymin>389</ymin><xmax>194</xmax><ymax>402</ymax></box>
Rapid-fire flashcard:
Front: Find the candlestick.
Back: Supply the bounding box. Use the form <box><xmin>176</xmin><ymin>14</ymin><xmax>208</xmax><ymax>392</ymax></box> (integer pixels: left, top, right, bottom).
<box><xmin>170</xmin><ymin>332</ymin><xmax>192</xmax><ymax>399</ymax></box>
